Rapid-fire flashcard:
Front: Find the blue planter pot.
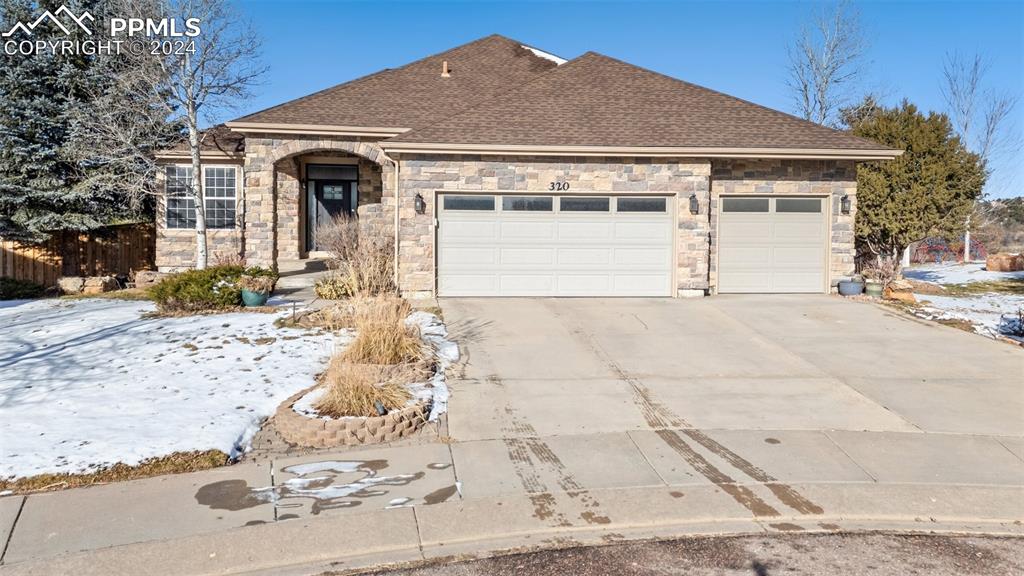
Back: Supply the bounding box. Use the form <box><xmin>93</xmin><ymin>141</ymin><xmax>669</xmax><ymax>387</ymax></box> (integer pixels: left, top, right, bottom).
<box><xmin>838</xmin><ymin>280</ymin><xmax>865</xmax><ymax>296</ymax></box>
<box><xmin>241</xmin><ymin>289</ymin><xmax>270</xmax><ymax>307</ymax></box>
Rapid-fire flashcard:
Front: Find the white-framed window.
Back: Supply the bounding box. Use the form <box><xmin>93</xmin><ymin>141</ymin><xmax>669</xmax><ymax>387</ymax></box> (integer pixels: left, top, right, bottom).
<box><xmin>164</xmin><ymin>165</ymin><xmax>238</xmax><ymax>229</ymax></box>
<box><xmin>204</xmin><ymin>167</ymin><xmax>237</xmax><ymax>229</ymax></box>
<box><xmin>165</xmin><ymin>166</ymin><xmax>196</xmax><ymax>229</ymax></box>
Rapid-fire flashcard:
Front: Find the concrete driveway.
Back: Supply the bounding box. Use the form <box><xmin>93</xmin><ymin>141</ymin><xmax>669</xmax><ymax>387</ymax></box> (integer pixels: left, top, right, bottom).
<box><xmin>443</xmin><ymin>295</ymin><xmax>1024</xmax><ymax>438</ymax></box>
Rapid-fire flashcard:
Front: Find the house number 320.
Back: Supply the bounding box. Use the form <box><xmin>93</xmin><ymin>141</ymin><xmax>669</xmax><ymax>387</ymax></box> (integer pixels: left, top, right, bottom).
<box><xmin>549</xmin><ymin>181</ymin><xmax>570</xmax><ymax>191</ymax></box>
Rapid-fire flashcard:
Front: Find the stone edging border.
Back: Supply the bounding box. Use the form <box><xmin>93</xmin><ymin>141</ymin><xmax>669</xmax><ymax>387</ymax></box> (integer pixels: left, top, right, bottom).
<box><xmin>273</xmin><ymin>386</ymin><xmax>430</xmax><ymax>447</ymax></box>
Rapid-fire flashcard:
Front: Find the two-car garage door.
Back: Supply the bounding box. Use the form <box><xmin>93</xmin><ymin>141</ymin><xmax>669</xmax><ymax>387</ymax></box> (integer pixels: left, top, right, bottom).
<box><xmin>437</xmin><ymin>194</ymin><xmax>673</xmax><ymax>297</ymax></box>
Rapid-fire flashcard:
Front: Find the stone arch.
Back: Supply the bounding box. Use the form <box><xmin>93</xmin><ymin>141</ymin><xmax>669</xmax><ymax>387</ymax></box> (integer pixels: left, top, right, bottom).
<box><xmin>242</xmin><ymin>136</ymin><xmax>395</xmax><ymax>266</ymax></box>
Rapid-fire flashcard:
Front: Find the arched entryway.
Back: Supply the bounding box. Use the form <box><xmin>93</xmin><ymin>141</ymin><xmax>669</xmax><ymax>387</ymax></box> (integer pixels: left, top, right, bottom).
<box><xmin>242</xmin><ymin>137</ymin><xmax>394</xmax><ymax>266</ymax></box>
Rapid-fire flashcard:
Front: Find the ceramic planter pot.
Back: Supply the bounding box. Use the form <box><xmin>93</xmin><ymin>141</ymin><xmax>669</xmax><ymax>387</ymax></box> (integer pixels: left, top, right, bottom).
<box><xmin>838</xmin><ymin>280</ymin><xmax>865</xmax><ymax>296</ymax></box>
<box><xmin>864</xmin><ymin>282</ymin><xmax>884</xmax><ymax>298</ymax></box>
<box><xmin>241</xmin><ymin>289</ymin><xmax>270</xmax><ymax>307</ymax></box>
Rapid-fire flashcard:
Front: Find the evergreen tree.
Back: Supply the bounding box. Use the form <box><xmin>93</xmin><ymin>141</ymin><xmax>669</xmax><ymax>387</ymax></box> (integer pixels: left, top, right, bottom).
<box><xmin>842</xmin><ymin>98</ymin><xmax>986</xmax><ymax>266</ymax></box>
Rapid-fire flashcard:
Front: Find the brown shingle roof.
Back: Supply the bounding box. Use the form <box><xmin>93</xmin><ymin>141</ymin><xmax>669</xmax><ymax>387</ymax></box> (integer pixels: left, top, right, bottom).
<box><xmin>162</xmin><ymin>124</ymin><xmax>245</xmax><ymax>157</ymax></box>
<box><xmin>231</xmin><ymin>35</ymin><xmax>560</xmax><ymax>129</ymax></box>
<box><xmin>387</xmin><ymin>52</ymin><xmax>893</xmax><ymax>151</ymax></box>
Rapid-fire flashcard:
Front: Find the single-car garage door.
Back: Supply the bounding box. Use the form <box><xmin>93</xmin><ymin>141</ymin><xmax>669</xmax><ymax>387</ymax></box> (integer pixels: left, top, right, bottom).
<box><xmin>717</xmin><ymin>196</ymin><xmax>827</xmax><ymax>293</ymax></box>
<box><xmin>438</xmin><ymin>194</ymin><xmax>673</xmax><ymax>297</ymax></box>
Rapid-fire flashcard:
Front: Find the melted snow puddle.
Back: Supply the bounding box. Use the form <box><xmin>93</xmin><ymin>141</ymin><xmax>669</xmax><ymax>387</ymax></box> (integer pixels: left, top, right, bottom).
<box><xmin>194</xmin><ymin>459</ymin><xmax>459</xmax><ymax>515</ymax></box>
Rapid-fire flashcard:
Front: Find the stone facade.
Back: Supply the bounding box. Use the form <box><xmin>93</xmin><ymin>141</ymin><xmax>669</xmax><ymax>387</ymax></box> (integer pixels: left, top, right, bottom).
<box><xmin>155</xmin><ymin>140</ymin><xmax>858</xmax><ymax>296</ymax></box>
<box><xmin>709</xmin><ymin>159</ymin><xmax>857</xmax><ymax>291</ymax></box>
<box><xmin>395</xmin><ymin>155</ymin><xmax>712</xmax><ymax>297</ymax></box>
<box><xmin>241</xmin><ymin>135</ymin><xmax>392</xmax><ymax>267</ymax></box>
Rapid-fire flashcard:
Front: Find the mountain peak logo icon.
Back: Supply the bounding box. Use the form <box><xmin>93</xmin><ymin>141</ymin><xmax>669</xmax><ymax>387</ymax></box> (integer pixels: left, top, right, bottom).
<box><xmin>2</xmin><ymin>5</ymin><xmax>95</xmax><ymax>38</ymax></box>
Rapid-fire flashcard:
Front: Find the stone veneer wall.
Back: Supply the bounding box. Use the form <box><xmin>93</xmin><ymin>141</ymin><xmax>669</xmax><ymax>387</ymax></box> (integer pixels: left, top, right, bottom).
<box><xmin>395</xmin><ymin>155</ymin><xmax>712</xmax><ymax>297</ymax></box>
<box><xmin>242</xmin><ymin>135</ymin><xmax>392</xmax><ymax>267</ymax></box>
<box><xmin>709</xmin><ymin>159</ymin><xmax>857</xmax><ymax>291</ymax></box>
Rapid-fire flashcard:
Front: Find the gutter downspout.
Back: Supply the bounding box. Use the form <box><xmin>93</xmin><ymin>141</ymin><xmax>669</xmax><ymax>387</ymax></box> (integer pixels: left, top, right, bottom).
<box><xmin>378</xmin><ymin>151</ymin><xmax>400</xmax><ymax>293</ymax></box>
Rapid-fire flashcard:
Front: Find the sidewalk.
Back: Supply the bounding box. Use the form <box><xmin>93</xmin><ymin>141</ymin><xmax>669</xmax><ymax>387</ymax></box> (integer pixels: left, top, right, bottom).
<box><xmin>1</xmin><ymin>427</ymin><xmax>1022</xmax><ymax>575</ymax></box>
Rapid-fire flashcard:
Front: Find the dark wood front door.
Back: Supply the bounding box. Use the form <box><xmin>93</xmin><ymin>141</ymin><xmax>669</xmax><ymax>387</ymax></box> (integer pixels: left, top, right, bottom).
<box><xmin>312</xmin><ymin>180</ymin><xmax>354</xmax><ymax>250</ymax></box>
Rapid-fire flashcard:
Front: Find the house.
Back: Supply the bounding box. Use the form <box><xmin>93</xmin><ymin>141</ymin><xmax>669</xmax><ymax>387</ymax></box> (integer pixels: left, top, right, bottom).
<box><xmin>154</xmin><ymin>34</ymin><xmax>900</xmax><ymax>297</ymax></box>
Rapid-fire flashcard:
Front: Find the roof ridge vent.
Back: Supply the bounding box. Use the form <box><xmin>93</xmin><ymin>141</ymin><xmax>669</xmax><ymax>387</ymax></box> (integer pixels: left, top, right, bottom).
<box><xmin>441</xmin><ymin>60</ymin><xmax>451</xmax><ymax>78</ymax></box>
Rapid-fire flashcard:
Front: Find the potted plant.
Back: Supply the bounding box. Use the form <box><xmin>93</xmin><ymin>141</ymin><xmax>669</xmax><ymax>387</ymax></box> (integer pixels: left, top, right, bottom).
<box><xmin>238</xmin><ymin>274</ymin><xmax>275</xmax><ymax>307</ymax></box>
<box><xmin>837</xmin><ymin>275</ymin><xmax>865</xmax><ymax>296</ymax></box>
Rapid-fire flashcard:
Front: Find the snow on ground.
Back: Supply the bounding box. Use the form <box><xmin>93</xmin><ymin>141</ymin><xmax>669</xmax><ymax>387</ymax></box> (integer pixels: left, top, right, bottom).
<box><xmin>902</xmin><ymin>263</ymin><xmax>1024</xmax><ymax>343</ymax></box>
<box><xmin>903</xmin><ymin>262</ymin><xmax>1024</xmax><ymax>285</ymax></box>
<box><xmin>0</xmin><ymin>298</ymin><xmax>347</xmax><ymax>479</ymax></box>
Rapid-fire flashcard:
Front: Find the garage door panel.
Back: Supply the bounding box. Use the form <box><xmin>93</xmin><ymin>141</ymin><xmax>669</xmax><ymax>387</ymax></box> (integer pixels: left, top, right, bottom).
<box><xmin>719</xmin><ymin>246</ymin><xmax>772</xmax><ymax>269</ymax></box>
<box><xmin>773</xmin><ymin>221</ymin><xmax>825</xmax><ymax>241</ymax></box>
<box><xmin>718</xmin><ymin>196</ymin><xmax>827</xmax><ymax>294</ymax></box>
<box><xmin>557</xmin><ymin>248</ymin><xmax>612</xmax><ymax>266</ymax></box>
<box><xmin>499</xmin><ymin>274</ymin><xmax>556</xmax><ymax>294</ymax></box>
<box><xmin>500</xmin><ymin>247</ymin><xmax>555</xmax><ymax>266</ymax></box>
<box><xmin>772</xmin><ymin>246</ymin><xmax>825</xmax><ymax>266</ymax></box>
<box><xmin>614</xmin><ymin>247</ymin><xmax>671</xmax><ymax>266</ymax></box>
<box><xmin>615</xmin><ymin>221</ymin><xmax>672</xmax><ymax>241</ymax></box>
<box><xmin>559</xmin><ymin>221</ymin><xmax>613</xmax><ymax>240</ymax></box>
<box><xmin>557</xmin><ymin>274</ymin><xmax>613</xmax><ymax>294</ymax></box>
<box><xmin>440</xmin><ymin>246</ymin><xmax>498</xmax><ymax>267</ymax></box>
<box><xmin>439</xmin><ymin>274</ymin><xmax>498</xmax><ymax>296</ymax></box>
<box><xmin>440</xmin><ymin>220</ymin><xmax>498</xmax><ymax>241</ymax></box>
<box><xmin>439</xmin><ymin>194</ymin><xmax>672</xmax><ymax>297</ymax></box>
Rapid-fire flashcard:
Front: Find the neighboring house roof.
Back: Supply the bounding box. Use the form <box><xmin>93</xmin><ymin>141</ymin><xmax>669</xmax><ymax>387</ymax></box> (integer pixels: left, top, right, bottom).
<box><xmin>158</xmin><ymin>125</ymin><xmax>245</xmax><ymax>161</ymax></box>
<box><xmin>384</xmin><ymin>52</ymin><xmax>896</xmax><ymax>157</ymax></box>
<box><xmin>228</xmin><ymin>34</ymin><xmax>561</xmax><ymax>132</ymax></box>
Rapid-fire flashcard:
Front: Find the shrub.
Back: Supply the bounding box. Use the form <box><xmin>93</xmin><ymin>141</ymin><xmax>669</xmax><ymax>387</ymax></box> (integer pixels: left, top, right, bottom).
<box><xmin>314</xmin><ymin>359</ymin><xmax>414</xmax><ymax>418</ymax></box>
<box><xmin>238</xmin><ymin>274</ymin><xmax>275</xmax><ymax>294</ymax></box>
<box><xmin>0</xmin><ymin>277</ymin><xmax>45</xmax><ymax>300</ymax></box>
<box><xmin>342</xmin><ymin>297</ymin><xmax>423</xmax><ymax>365</ymax></box>
<box><xmin>148</xmin><ymin>266</ymin><xmax>244</xmax><ymax>312</ymax></box>
<box><xmin>315</xmin><ymin>214</ymin><xmax>396</xmax><ymax>298</ymax></box>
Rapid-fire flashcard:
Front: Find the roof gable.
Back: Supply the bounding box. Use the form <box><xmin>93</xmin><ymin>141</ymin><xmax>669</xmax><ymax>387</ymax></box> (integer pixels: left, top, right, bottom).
<box><xmin>386</xmin><ymin>52</ymin><xmax>891</xmax><ymax>152</ymax></box>
<box><xmin>231</xmin><ymin>35</ymin><xmax>561</xmax><ymax>130</ymax></box>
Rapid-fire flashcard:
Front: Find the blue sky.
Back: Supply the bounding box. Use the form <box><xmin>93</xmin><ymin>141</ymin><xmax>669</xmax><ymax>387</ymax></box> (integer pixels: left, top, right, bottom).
<box><xmin>229</xmin><ymin>0</ymin><xmax>1023</xmax><ymax>198</ymax></box>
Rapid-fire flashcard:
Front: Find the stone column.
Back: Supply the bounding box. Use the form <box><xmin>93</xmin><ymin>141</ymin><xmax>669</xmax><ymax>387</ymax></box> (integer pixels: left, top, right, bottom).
<box><xmin>275</xmin><ymin>158</ymin><xmax>301</xmax><ymax>261</ymax></box>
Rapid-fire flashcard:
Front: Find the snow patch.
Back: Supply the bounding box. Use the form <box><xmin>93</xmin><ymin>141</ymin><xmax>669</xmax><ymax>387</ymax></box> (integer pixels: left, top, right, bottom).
<box><xmin>913</xmin><ymin>293</ymin><xmax>1024</xmax><ymax>343</ymax></box>
<box><xmin>0</xmin><ymin>298</ymin><xmax>349</xmax><ymax>479</ymax></box>
<box><xmin>904</xmin><ymin>262</ymin><xmax>1024</xmax><ymax>285</ymax></box>
<box><xmin>521</xmin><ymin>44</ymin><xmax>567</xmax><ymax>65</ymax></box>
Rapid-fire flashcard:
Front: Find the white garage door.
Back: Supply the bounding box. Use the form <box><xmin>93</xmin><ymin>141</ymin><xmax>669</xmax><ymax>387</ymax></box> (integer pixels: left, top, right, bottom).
<box><xmin>718</xmin><ymin>196</ymin><xmax>828</xmax><ymax>293</ymax></box>
<box><xmin>438</xmin><ymin>194</ymin><xmax>673</xmax><ymax>297</ymax></box>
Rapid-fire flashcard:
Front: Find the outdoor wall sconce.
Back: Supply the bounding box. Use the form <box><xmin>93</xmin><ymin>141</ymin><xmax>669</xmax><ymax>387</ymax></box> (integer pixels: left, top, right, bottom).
<box><xmin>689</xmin><ymin>193</ymin><xmax>699</xmax><ymax>214</ymax></box>
<box><xmin>415</xmin><ymin>193</ymin><xmax>426</xmax><ymax>214</ymax></box>
<box><xmin>840</xmin><ymin>194</ymin><xmax>851</xmax><ymax>215</ymax></box>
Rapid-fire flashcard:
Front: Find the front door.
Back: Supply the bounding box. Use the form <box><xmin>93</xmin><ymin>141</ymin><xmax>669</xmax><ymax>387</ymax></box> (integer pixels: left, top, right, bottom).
<box><xmin>310</xmin><ymin>180</ymin><xmax>354</xmax><ymax>251</ymax></box>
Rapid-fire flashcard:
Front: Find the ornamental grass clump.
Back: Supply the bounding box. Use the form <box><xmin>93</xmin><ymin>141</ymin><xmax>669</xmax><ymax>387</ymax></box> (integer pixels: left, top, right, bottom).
<box><xmin>342</xmin><ymin>296</ymin><xmax>423</xmax><ymax>365</ymax></box>
<box><xmin>314</xmin><ymin>360</ymin><xmax>413</xmax><ymax>418</ymax></box>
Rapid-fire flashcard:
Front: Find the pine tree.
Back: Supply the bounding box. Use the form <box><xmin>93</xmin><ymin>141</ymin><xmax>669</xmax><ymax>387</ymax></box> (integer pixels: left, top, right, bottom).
<box><xmin>842</xmin><ymin>98</ymin><xmax>986</xmax><ymax>266</ymax></box>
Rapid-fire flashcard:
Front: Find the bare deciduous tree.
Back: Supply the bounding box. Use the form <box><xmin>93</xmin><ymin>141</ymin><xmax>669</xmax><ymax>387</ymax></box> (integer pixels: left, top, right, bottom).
<box><xmin>941</xmin><ymin>51</ymin><xmax>1018</xmax><ymax>260</ymax></box>
<box><xmin>787</xmin><ymin>0</ymin><xmax>867</xmax><ymax>127</ymax></box>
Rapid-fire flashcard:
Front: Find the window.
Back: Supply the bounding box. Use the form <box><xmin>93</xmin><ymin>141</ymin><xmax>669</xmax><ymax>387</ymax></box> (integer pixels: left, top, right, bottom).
<box><xmin>722</xmin><ymin>197</ymin><xmax>769</xmax><ymax>213</ymax></box>
<box><xmin>617</xmin><ymin>197</ymin><xmax>667</xmax><ymax>213</ymax></box>
<box><xmin>502</xmin><ymin>196</ymin><xmax>553</xmax><ymax>211</ymax></box>
<box><xmin>165</xmin><ymin>166</ymin><xmax>195</xmax><ymax>229</ymax></box>
<box><xmin>443</xmin><ymin>195</ymin><xmax>495</xmax><ymax>211</ymax></box>
<box><xmin>560</xmin><ymin>197</ymin><xmax>609</xmax><ymax>212</ymax></box>
<box><xmin>204</xmin><ymin>167</ymin><xmax>237</xmax><ymax>229</ymax></box>
<box><xmin>775</xmin><ymin>198</ymin><xmax>822</xmax><ymax>213</ymax></box>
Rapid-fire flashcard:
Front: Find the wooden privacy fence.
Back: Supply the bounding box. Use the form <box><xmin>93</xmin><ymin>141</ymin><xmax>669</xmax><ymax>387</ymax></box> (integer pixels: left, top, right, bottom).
<box><xmin>0</xmin><ymin>223</ymin><xmax>156</xmax><ymax>287</ymax></box>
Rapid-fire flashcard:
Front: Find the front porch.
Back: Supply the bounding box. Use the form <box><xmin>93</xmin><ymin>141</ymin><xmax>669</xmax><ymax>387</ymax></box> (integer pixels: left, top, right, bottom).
<box><xmin>240</xmin><ymin>135</ymin><xmax>396</xmax><ymax>268</ymax></box>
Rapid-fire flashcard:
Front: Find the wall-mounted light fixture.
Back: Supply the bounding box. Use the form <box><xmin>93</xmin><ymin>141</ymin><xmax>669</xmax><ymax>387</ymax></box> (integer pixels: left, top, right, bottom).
<box><xmin>840</xmin><ymin>194</ymin><xmax>851</xmax><ymax>215</ymax></box>
<box><xmin>415</xmin><ymin>193</ymin><xmax>426</xmax><ymax>215</ymax></box>
<box><xmin>689</xmin><ymin>193</ymin><xmax>699</xmax><ymax>214</ymax></box>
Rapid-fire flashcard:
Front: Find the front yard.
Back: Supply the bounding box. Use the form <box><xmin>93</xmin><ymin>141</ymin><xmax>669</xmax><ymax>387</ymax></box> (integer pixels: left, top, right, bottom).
<box><xmin>0</xmin><ymin>298</ymin><xmax>342</xmax><ymax>481</ymax></box>
<box><xmin>902</xmin><ymin>263</ymin><xmax>1024</xmax><ymax>343</ymax></box>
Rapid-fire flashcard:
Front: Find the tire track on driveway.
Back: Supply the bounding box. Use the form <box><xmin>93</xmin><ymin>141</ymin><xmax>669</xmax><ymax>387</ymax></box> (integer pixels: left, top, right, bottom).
<box><xmin>544</xmin><ymin>300</ymin><xmax>824</xmax><ymax>518</ymax></box>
